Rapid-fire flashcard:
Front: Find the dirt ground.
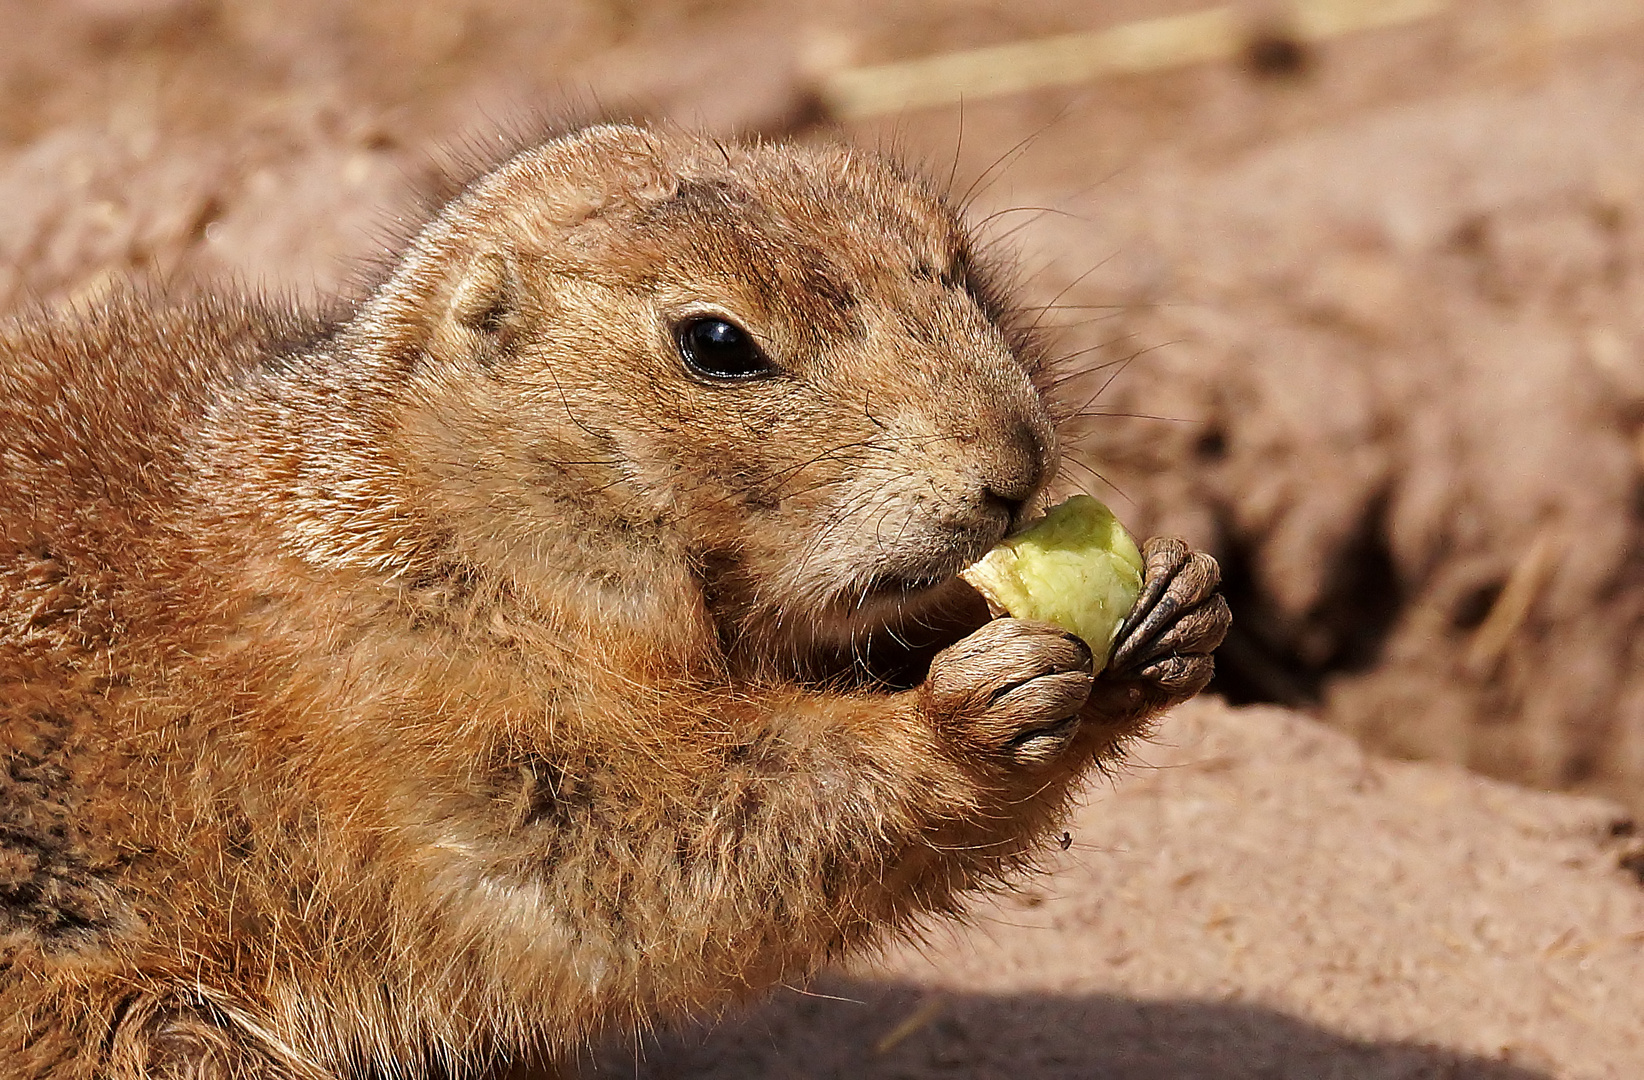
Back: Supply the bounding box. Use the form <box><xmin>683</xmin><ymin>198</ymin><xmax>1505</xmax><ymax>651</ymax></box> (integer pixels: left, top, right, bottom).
<box><xmin>5</xmin><ymin>0</ymin><xmax>1644</xmax><ymax>1075</ymax></box>
<box><xmin>585</xmin><ymin>699</ymin><xmax>1644</xmax><ymax>1079</ymax></box>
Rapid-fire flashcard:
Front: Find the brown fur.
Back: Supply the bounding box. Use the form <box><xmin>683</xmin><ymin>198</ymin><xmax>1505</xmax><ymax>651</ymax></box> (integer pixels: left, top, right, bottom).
<box><xmin>0</xmin><ymin>125</ymin><xmax>1225</xmax><ymax>1078</ymax></box>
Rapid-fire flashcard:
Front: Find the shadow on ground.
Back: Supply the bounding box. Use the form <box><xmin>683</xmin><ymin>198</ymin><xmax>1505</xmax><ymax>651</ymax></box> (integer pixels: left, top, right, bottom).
<box><xmin>581</xmin><ymin>977</ymin><xmax>1548</xmax><ymax>1079</ymax></box>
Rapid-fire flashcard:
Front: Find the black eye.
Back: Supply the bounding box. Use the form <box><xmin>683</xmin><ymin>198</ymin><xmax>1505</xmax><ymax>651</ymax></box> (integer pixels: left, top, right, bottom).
<box><xmin>674</xmin><ymin>317</ymin><xmax>773</xmax><ymax>380</ymax></box>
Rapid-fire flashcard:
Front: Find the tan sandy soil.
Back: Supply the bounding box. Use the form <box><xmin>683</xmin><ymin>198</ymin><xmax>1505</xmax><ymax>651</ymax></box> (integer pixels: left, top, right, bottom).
<box><xmin>4</xmin><ymin>0</ymin><xmax>1644</xmax><ymax>1075</ymax></box>
<box><xmin>587</xmin><ymin>699</ymin><xmax>1644</xmax><ymax>1079</ymax></box>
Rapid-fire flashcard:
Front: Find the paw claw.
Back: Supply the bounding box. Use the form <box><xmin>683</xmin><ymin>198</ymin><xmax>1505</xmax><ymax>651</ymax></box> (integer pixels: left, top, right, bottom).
<box><xmin>1122</xmin><ymin>594</ymin><xmax>1231</xmax><ymax>670</ymax></box>
<box><xmin>1110</xmin><ymin>543</ymin><xmax>1224</xmax><ymax>674</ymax></box>
<box><xmin>1113</xmin><ymin>537</ymin><xmax>1189</xmax><ymax>646</ymax></box>
<box><xmin>1133</xmin><ymin>653</ymin><xmax>1216</xmax><ymax>699</ymax></box>
<box><xmin>925</xmin><ymin>619</ymin><xmax>1096</xmax><ymax>766</ymax></box>
<box><xmin>1096</xmin><ymin>538</ymin><xmax>1228</xmax><ymax>720</ymax></box>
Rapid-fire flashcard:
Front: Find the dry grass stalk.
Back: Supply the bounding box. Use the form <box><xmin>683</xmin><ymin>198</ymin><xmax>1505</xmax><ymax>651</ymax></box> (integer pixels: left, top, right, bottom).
<box><xmin>819</xmin><ymin>0</ymin><xmax>1451</xmax><ymax>119</ymax></box>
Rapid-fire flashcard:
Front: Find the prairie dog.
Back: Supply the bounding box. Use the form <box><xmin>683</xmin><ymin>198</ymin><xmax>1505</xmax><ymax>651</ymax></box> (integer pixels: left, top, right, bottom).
<box><xmin>0</xmin><ymin>124</ymin><xmax>1228</xmax><ymax>1078</ymax></box>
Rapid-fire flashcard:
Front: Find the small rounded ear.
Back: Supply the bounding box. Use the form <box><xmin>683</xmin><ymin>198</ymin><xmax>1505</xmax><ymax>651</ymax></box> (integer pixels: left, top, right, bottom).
<box><xmin>447</xmin><ymin>250</ymin><xmax>514</xmax><ymax>337</ymax></box>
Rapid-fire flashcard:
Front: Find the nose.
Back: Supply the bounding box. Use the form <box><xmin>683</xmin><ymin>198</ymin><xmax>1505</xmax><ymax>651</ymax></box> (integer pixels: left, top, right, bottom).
<box><xmin>974</xmin><ymin>415</ymin><xmax>1052</xmax><ymax>524</ymax></box>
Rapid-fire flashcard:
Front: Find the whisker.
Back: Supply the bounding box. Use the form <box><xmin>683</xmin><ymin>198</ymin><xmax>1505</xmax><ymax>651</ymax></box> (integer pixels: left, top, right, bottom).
<box><xmin>968</xmin><ymin>204</ymin><xmax>1068</xmax><ymax>230</ymax></box>
<box><xmin>1069</xmin><ymin>341</ymin><xmax>1174</xmax><ymax>418</ymax></box>
<box><xmin>1040</xmin><ymin>341</ymin><xmax>1137</xmax><ymax>381</ymax></box>
<box><xmin>953</xmin><ymin>99</ymin><xmax>1077</xmax><ymax>214</ymax></box>
<box><xmin>1055</xmin><ymin>456</ymin><xmax>1134</xmax><ymax>507</ymax></box>
<box><xmin>1013</xmin><ymin>302</ymin><xmax>1132</xmax><ymax>313</ymax></box>
<box><xmin>983</xmin><ymin>212</ymin><xmax>1052</xmax><ymax>250</ymax></box>
<box><xmin>1067</xmin><ymin>410</ymin><xmax>1190</xmax><ymax>423</ymax></box>
<box><xmin>1024</xmin><ymin>252</ymin><xmax>1122</xmax><ymax>340</ymax></box>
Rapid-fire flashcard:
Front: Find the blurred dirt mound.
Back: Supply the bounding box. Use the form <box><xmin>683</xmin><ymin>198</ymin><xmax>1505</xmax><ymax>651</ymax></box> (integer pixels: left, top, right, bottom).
<box><xmin>584</xmin><ymin>699</ymin><xmax>1644</xmax><ymax>1078</ymax></box>
<box><xmin>1029</xmin><ymin>36</ymin><xmax>1644</xmax><ymax>808</ymax></box>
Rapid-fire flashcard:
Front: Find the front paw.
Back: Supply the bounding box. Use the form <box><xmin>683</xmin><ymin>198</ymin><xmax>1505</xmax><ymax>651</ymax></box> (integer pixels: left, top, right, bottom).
<box><xmin>1088</xmin><ymin>537</ymin><xmax>1230</xmax><ymax>722</ymax></box>
<box><xmin>922</xmin><ymin>618</ymin><xmax>1094</xmax><ymax>767</ymax></box>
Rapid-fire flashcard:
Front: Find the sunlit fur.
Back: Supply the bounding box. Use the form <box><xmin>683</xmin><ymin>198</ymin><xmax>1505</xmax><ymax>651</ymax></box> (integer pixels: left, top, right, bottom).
<box><xmin>3</xmin><ymin>125</ymin><xmax>1152</xmax><ymax>1077</ymax></box>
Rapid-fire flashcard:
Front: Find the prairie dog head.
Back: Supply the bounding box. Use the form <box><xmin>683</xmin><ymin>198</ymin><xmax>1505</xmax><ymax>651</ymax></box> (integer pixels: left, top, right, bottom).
<box><xmin>353</xmin><ymin>125</ymin><xmax>1057</xmax><ymax>663</ymax></box>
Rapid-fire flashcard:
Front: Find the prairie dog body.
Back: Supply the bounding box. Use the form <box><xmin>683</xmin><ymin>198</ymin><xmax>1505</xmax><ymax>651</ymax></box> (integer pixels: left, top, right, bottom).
<box><xmin>0</xmin><ymin>125</ymin><xmax>1227</xmax><ymax>1078</ymax></box>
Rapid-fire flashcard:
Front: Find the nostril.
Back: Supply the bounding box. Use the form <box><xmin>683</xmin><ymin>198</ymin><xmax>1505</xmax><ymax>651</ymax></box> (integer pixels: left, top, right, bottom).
<box><xmin>980</xmin><ymin>417</ymin><xmax>1050</xmax><ymax>509</ymax></box>
<box><xmin>984</xmin><ymin>471</ymin><xmax>1037</xmax><ymax>509</ymax></box>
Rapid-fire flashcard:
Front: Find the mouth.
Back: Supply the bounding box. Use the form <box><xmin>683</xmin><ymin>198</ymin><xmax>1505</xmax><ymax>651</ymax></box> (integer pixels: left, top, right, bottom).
<box><xmin>852</xmin><ymin>533</ymin><xmax>1002</xmax><ymax>605</ymax></box>
<box><xmin>861</xmin><ymin>568</ymin><xmax>955</xmax><ymax>597</ymax></box>
<box><xmin>817</xmin><ymin>559</ymin><xmax>995</xmax><ymax>687</ymax></box>
<box><xmin>780</xmin><ymin>551</ymin><xmax>998</xmax><ymax>685</ymax></box>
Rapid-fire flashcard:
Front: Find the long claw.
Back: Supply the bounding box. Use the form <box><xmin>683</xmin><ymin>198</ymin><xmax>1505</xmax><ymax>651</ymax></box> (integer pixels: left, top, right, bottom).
<box><xmin>1110</xmin><ymin>541</ymin><xmax>1221</xmax><ymax>673</ymax></box>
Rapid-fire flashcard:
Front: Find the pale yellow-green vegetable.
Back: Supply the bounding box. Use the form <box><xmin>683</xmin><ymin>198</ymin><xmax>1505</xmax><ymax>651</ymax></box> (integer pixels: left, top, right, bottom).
<box><xmin>959</xmin><ymin>495</ymin><xmax>1144</xmax><ymax>673</ymax></box>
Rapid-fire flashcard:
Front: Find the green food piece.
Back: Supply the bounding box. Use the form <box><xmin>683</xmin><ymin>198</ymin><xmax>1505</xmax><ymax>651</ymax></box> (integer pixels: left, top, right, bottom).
<box><xmin>959</xmin><ymin>495</ymin><xmax>1145</xmax><ymax>673</ymax></box>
